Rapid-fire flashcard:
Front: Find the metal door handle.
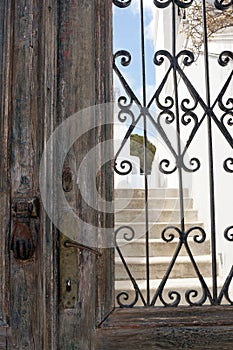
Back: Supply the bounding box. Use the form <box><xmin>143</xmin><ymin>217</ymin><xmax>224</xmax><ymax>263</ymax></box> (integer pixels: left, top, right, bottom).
<box><xmin>11</xmin><ymin>222</ymin><xmax>35</xmax><ymax>261</ymax></box>
<box><xmin>11</xmin><ymin>197</ymin><xmax>39</xmax><ymax>261</ymax></box>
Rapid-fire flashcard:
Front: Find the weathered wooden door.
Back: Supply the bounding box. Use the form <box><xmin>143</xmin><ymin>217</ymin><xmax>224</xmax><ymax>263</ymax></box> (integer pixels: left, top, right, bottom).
<box><xmin>0</xmin><ymin>1</ymin><xmax>114</xmax><ymax>349</ymax></box>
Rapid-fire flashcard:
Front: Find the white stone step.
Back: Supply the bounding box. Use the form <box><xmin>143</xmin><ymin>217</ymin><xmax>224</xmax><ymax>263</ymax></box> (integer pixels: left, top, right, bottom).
<box><xmin>115</xmin><ymin>197</ymin><xmax>193</xmax><ymax>210</ymax></box>
<box><xmin>115</xmin><ymin>277</ymin><xmax>224</xmax><ymax>306</ymax></box>
<box><xmin>115</xmin><ymin>255</ymin><xmax>216</xmax><ymax>280</ymax></box>
<box><xmin>115</xmin><ymin>208</ymin><xmax>198</xmax><ymax>223</ymax></box>
<box><xmin>116</xmin><ymin>238</ymin><xmax>211</xmax><ymax>257</ymax></box>
<box><xmin>114</xmin><ymin>187</ymin><xmax>216</xmax><ymax>307</ymax></box>
<box><xmin>115</xmin><ymin>221</ymin><xmax>205</xmax><ymax>239</ymax></box>
<box><xmin>115</xmin><ymin>188</ymin><xmax>189</xmax><ymax>199</ymax></box>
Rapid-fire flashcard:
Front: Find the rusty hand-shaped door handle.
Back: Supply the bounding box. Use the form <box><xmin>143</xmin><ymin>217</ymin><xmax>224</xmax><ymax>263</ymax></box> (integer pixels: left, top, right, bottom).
<box><xmin>11</xmin><ymin>197</ymin><xmax>39</xmax><ymax>261</ymax></box>
<box><xmin>11</xmin><ymin>222</ymin><xmax>35</xmax><ymax>261</ymax></box>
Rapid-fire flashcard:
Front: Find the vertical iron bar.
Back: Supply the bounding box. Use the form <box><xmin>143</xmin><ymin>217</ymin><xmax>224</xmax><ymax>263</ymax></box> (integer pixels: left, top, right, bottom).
<box><xmin>140</xmin><ymin>0</ymin><xmax>146</xmax><ymax>108</ymax></box>
<box><xmin>143</xmin><ymin>114</ymin><xmax>150</xmax><ymax>306</ymax></box>
<box><xmin>172</xmin><ymin>1</ymin><xmax>185</xmax><ymax>233</ymax></box>
<box><xmin>140</xmin><ymin>0</ymin><xmax>150</xmax><ymax>305</ymax></box>
<box><xmin>202</xmin><ymin>0</ymin><xmax>218</xmax><ymax>303</ymax></box>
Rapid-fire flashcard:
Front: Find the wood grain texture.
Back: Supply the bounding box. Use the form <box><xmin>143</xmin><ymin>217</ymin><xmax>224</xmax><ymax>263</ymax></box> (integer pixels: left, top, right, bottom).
<box><xmin>57</xmin><ymin>1</ymin><xmax>114</xmax><ymax>349</ymax></box>
<box><xmin>0</xmin><ymin>328</ymin><xmax>7</xmax><ymax>350</ymax></box>
<box><xmin>57</xmin><ymin>1</ymin><xmax>96</xmax><ymax>349</ymax></box>
<box><xmin>2</xmin><ymin>0</ymin><xmax>59</xmax><ymax>348</ymax></box>
<box><xmin>96</xmin><ymin>307</ymin><xmax>233</xmax><ymax>350</ymax></box>
<box><xmin>38</xmin><ymin>2</ymin><xmax>59</xmax><ymax>349</ymax></box>
<box><xmin>0</xmin><ymin>0</ymin><xmax>11</xmax><ymax>329</ymax></box>
<box><xmin>7</xmin><ymin>0</ymin><xmax>42</xmax><ymax>348</ymax></box>
<box><xmin>95</xmin><ymin>0</ymin><xmax>114</xmax><ymax>326</ymax></box>
<box><xmin>1</xmin><ymin>0</ymin><xmax>113</xmax><ymax>348</ymax></box>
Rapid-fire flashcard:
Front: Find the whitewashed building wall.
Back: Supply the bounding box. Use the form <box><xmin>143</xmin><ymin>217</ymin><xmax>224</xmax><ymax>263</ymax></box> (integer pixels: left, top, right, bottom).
<box><xmin>155</xmin><ymin>6</ymin><xmax>233</xmax><ymax>276</ymax></box>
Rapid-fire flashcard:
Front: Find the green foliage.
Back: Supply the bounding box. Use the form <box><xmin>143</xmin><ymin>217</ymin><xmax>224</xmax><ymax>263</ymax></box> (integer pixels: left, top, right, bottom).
<box><xmin>130</xmin><ymin>134</ymin><xmax>156</xmax><ymax>175</ymax></box>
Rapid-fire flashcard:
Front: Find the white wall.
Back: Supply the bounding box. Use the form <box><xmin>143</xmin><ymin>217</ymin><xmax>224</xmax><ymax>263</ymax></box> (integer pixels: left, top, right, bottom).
<box><xmin>155</xmin><ymin>7</ymin><xmax>233</xmax><ymax>277</ymax></box>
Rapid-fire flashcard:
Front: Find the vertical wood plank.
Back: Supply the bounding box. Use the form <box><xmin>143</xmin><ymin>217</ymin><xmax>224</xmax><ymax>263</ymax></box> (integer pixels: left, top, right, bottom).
<box><xmin>0</xmin><ymin>0</ymin><xmax>12</xmax><ymax>330</ymax></box>
<box><xmin>57</xmin><ymin>1</ymin><xmax>97</xmax><ymax>349</ymax></box>
<box><xmin>95</xmin><ymin>0</ymin><xmax>115</xmax><ymax>325</ymax></box>
<box><xmin>57</xmin><ymin>0</ymin><xmax>114</xmax><ymax>349</ymax></box>
<box><xmin>0</xmin><ymin>0</ymin><xmax>59</xmax><ymax>348</ymax></box>
<box><xmin>39</xmin><ymin>1</ymin><xmax>59</xmax><ymax>349</ymax></box>
<box><xmin>7</xmin><ymin>0</ymin><xmax>41</xmax><ymax>348</ymax></box>
<box><xmin>0</xmin><ymin>328</ymin><xmax>7</xmax><ymax>350</ymax></box>
<box><xmin>6</xmin><ymin>0</ymin><xmax>59</xmax><ymax>348</ymax></box>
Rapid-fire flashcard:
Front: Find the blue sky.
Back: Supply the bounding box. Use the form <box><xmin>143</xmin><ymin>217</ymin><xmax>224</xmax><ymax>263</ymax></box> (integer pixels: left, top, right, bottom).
<box><xmin>113</xmin><ymin>1</ymin><xmax>157</xmax><ymax>106</ymax></box>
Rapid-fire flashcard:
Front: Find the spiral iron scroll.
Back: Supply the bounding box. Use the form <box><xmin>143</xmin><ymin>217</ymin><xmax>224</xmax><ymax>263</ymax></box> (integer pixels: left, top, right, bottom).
<box><xmin>113</xmin><ymin>0</ymin><xmax>195</xmax><ymax>9</ymax></box>
<box><xmin>115</xmin><ymin>226</ymin><xmax>146</xmax><ymax>307</ymax></box>
<box><xmin>214</xmin><ymin>0</ymin><xmax>233</xmax><ymax>10</ymax></box>
<box><xmin>113</xmin><ymin>0</ymin><xmax>131</xmax><ymax>8</ymax></box>
<box><xmin>150</xmin><ymin>226</ymin><xmax>212</xmax><ymax>307</ymax></box>
<box><xmin>154</xmin><ymin>0</ymin><xmax>194</xmax><ymax>9</ymax></box>
<box><xmin>218</xmin><ymin>224</ymin><xmax>233</xmax><ymax>304</ymax></box>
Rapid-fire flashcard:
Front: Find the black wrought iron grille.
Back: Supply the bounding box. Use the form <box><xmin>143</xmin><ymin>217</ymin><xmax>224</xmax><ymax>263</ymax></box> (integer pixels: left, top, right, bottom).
<box><xmin>113</xmin><ymin>0</ymin><xmax>233</xmax><ymax>307</ymax></box>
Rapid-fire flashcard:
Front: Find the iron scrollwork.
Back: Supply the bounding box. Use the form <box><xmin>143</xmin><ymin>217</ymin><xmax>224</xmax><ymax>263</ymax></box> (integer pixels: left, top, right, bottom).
<box><xmin>214</xmin><ymin>0</ymin><xmax>233</xmax><ymax>10</ymax></box>
<box><xmin>218</xmin><ymin>267</ymin><xmax>233</xmax><ymax>305</ymax></box>
<box><xmin>113</xmin><ymin>0</ymin><xmax>233</xmax><ymax>308</ymax></box>
<box><xmin>224</xmin><ymin>158</ymin><xmax>233</xmax><ymax>173</ymax></box>
<box><xmin>113</xmin><ymin>0</ymin><xmax>132</xmax><ymax>8</ymax></box>
<box><xmin>159</xmin><ymin>159</ymin><xmax>177</xmax><ymax>175</ymax></box>
<box><xmin>184</xmin><ymin>227</ymin><xmax>212</xmax><ymax>306</ymax></box>
<box><xmin>219</xmin><ymin>209</ymin><xmax>233</xmax><ymax>305</ymax></box>
<box><xmin>154</xmin><ymin>0</ymin><xmax>193</xmax><ymax>9</ymax></box>
<box><xmin>224</xmin><ymin>226</ymin><xmax>233</xmax><ymax>241</ymax></box>
<box><xmin>114</xmin><ymin>160</ymin><xmax>133</xmax><ymax>176</ymax></box>
<box><xmin>115</xmin><ymin>226</ymin><xmax>146</xmax><ymax>307</ymax></box>
<box><xmin>150</xmin><ymin>226</ymin><xmax>212</xmax><ymax>307</ymax></box>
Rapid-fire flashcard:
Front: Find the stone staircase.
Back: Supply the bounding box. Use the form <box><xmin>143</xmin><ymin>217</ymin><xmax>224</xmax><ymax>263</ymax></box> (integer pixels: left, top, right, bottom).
<box><xmin>115</xmin><ymin>188</ymin><xmax>220</xmax><ymax>306</ymax></box>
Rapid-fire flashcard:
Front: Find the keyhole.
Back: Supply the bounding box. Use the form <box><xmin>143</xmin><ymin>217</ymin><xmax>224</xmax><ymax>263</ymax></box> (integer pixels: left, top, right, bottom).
<box><xmin>66</xmin><ymin>279</ymin><xmax>72</xmax><ymax>292</ymax></box>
